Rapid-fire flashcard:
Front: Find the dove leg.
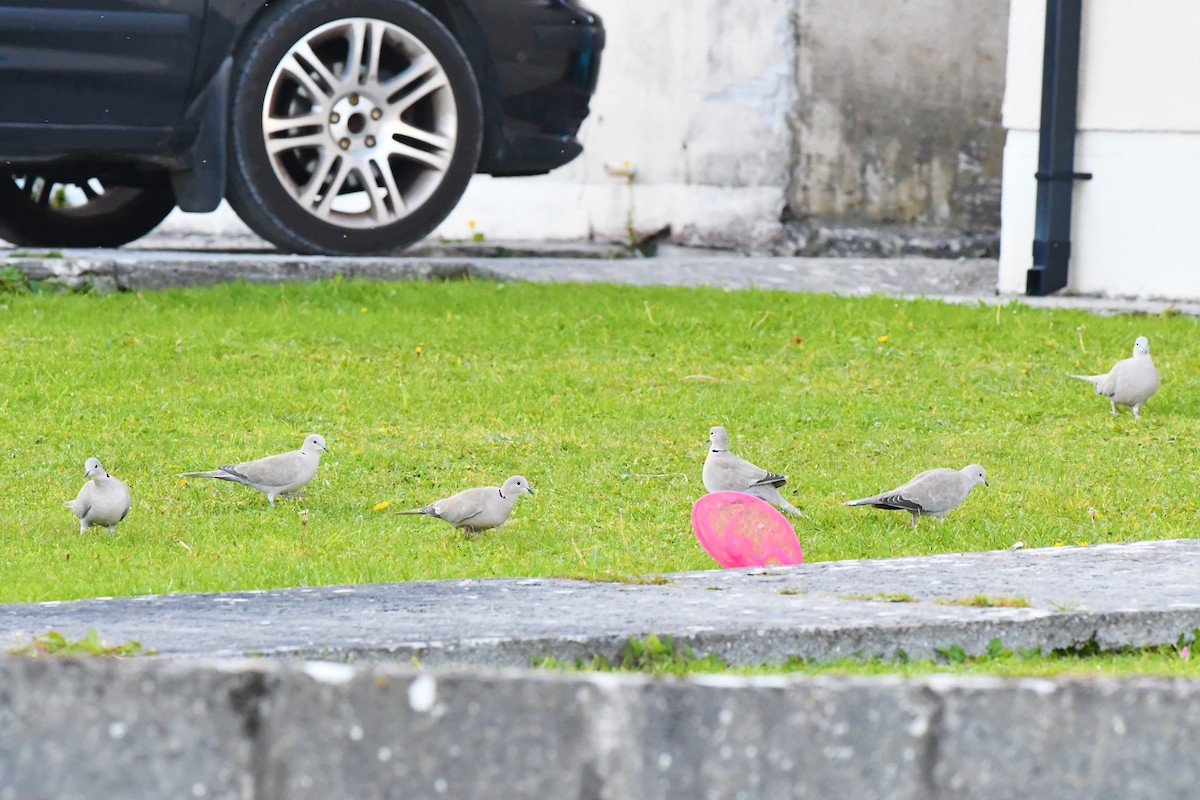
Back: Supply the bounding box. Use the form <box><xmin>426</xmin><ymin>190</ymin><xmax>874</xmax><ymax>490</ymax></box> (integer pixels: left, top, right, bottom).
<box><xmin>778</xmin><ymin>498</ymin><xmax>807</xmax><ymax>518</ymax></box>
<box><xmin>1132</xmin><ymin>404</ymin><xmax>1142</xmax><ymax>419</ymax></box>
<box><xmin>909</xmin><ymin>510</ymin><xmax>920</xmax><ymax>528</ymax></box>
<box><xmin>1109</xmin><ymin>399</ymin><xmax>1118</xmax><ymax>415</ymax></box>
<box><xmin>759</xmin><ymin>486</ymin><xmax>807</xmax><ymax>518</ymax></box>
<box><xmin>266</xmin><ymin>493</ymin><xmax>277</xmax><ymax>508</ymax></box>
<box><xmin>79</xmin><ymin>520</ymin><xmax>88</xmax><ymax>535</ymax></box>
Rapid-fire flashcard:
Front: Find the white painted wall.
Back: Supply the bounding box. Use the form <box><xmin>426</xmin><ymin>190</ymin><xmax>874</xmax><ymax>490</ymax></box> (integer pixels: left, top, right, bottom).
<box><xmin>999</xmin><ymin>0</ymin><xmax>1200</xmax><ymax>298</ymax></box>
<box><xmin>437</xmin><ymin>0</ymin><xmax>796</xmax><ymax>247</ymax></box>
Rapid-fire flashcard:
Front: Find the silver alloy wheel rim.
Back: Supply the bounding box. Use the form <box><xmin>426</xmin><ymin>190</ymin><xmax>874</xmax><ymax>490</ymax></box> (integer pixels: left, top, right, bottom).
<box><xmin>262</xmin><ymin>17</ymin><xmax>458</xmax><ymax>229</ymax></box>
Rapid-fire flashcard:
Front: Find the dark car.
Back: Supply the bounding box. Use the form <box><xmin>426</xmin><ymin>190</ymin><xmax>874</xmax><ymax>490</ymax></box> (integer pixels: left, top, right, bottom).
<box><xmin>0</xmin><ymin>0</ymin><xmax>603</xmax><ymax>255</ymax></box>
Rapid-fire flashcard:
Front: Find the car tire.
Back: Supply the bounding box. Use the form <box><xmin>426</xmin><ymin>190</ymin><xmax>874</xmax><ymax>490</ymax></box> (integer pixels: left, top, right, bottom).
<box><xmin>226</xmin><ymin>0</ymin><xmax>484</xmax><ymax>256</ymax></box>
<box><xmin>0</xmin><ymin>174</ymin><xmax>176</xmax><ymax>248</ymax></box>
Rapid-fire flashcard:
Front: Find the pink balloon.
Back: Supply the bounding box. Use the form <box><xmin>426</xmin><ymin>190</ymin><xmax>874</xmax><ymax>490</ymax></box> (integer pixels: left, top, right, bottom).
<box><xmin>691</xmin><ymin>491</ymin><xmax>804</xmax><ymax>568</ymax></box>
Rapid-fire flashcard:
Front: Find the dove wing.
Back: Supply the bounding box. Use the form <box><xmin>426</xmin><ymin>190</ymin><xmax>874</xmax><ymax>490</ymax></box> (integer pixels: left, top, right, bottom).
<box><xmin>229</xmin><ymin>450</ymin><xmax>306</xmax><ymax>488</ymax></box>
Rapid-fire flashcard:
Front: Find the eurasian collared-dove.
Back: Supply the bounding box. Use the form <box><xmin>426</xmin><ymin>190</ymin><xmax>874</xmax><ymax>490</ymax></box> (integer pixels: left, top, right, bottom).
<box><xmin>65</xmin><ymin>457</ymin><xmax>131</xmax><ymax>535</ymax></box>
<box><xmin>396</xmin><ymin>475</ymin><xmax>534</xmax><ymax>534</ymax></box>
<box><xmin>178</xmin><ymin>434</ymin><xmax>329</xmax><ymax>507</ymax></box>
<box><xmin>703</xmin><ymin>426</ymin><xmax>805</xmax><ymax>516</ymax></box>
<box><xmin>1071</xmin><ymin>336</ymin><xmax>1160</xmax><ymax>418</ymax></box>
<box><xmin>844</xmin><ymin>464</ymin><xmax>989</xmax><ymax>528</ymax></box>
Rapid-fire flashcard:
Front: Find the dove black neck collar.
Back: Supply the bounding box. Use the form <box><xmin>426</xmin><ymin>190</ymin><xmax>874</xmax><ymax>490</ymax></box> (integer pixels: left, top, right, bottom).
<box><xmin>710</xmin><ymin>448</ymin><xmax>727</xmax><ymax>454</ymax></box>
<box><xmin>498</xmin><ymin>487</ymin><xmax>506</xmax><ymax>499</ymax></box>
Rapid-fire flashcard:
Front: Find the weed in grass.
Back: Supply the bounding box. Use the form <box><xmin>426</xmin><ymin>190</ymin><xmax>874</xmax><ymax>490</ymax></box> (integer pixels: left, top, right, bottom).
<box><xmin>560</xmin><ymin>572</ymin><xmax>671</xmax><ymax>585</ymax></box>
<box><xmin>0</xmin><ymin>265</ymin><xmax>32</xmax><ymax>294</ymax></box>
<box><xmin>0</xmin><ymin>263</ymin><xmax>75</xmax><ymax>294</ymax></box>
<box><xmin>1049</xmin><ymin>600</ymin><xmax>1082</xmax><ymax>612</ymax></box>
<box><xmin>1</xmin><ymin>279</ymin><xmax>1199</xmax><ymax>602</ymax></box>
<box><xmin>536</xmin><ymin>634</ymin><xmax>725</xmax><ymax>675</ymax></box>
<box><xmin>8</xmin><ymin>250</ymin><xmax>64</xmax><ymax>259</ymax></box>
<box><xmin>535</xmin><ymin>631</ymin><xmax>1200</xmax><ymax>678</ymax></box>
<box><xmin>839</xmin><ymin>592</ymin><xmax>919</xmax><ymax>603</ymax></box>
<box><xmin>937</xmin><ymin>595</ymin><xmax>1031</xmax><ymax>608</ymax></box>
<box><xmin>7</xmin><ymin>628</ymin><xmax>153</xmax><ymax>658</ymax></box>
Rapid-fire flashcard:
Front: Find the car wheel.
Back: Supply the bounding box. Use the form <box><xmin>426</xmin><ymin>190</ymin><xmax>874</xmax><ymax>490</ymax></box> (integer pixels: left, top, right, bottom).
<box><xmin>227</xmin><ymin>0</ymin><xmax>484</xmax><ymax>256</ymax></box>
<box><xmin>0</xmin><ymin>174</ymin><xmax>176</xmax><ymax>248</ymax></box>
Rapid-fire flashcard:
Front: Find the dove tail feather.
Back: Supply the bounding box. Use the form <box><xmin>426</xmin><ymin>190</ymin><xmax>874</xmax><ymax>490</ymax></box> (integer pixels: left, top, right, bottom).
<box><xmin>177</xmin><ymin>470</ymin><xmax>240</xmax><ymax>482</ymax></box>
<box><xmin>396</xmin><ymin>506</ymin><xmax>435</xmax><ymax>516</ymax></box>
<box><xmin>846</xmin><ymin>493</ymin><xmax>921</xmax><ymax>512</ymax></box>
<box><xmin>1069</xmin><ymin>374</ymin><xmax>1101</xmax><ymax>384</ymax></box>
<box><xmin>844</xmin><ymin>495</ymin><xmax>883</xmax><ymax>507</ymax></box>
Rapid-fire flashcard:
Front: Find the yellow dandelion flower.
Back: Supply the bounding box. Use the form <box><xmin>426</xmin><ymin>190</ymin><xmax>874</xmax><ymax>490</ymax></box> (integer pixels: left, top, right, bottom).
<box><xmin>468</xmin><ymin>219</ymin><xmax>477</xmax><ymax>229</ymax></box>
<box><xmin>178</xmin><ymin>478</ymin><xmax>188</xmax><ymax>487</ymax></box>
<box><xmin>415</xmin><ymin>344</ymin><xmax>423</xmax><ymax>356</ymax></box>
<box><xmin>877</xmin><ymin>335</ymin><xmax>889</xmax><ymax>344</ymax></box>
<box><xmin>1054</xmin><ymin>542</ymin><xmax>1065</xmax><ymax>547</ymax></box>
<box><xmin>373</xmin><ymin>500</ymin><xmax>391</xmax><ymax>511</ymax></box>
<box><xmin>907</xmin><ymin>321</ymin><xmax>914</xmax><ymax>329</ymax></box>
<box><xmin>360</xmin><ymin>307</ymin><xmax>369</xmax><ymax>313</ymax></box>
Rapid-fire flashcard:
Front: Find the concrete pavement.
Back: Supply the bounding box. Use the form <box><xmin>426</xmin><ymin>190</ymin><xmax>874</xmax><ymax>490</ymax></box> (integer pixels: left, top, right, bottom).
<box><xmin>3</xmin><ymin>244</ymin><xmax>999</xmax><ymax>297</ymax></box>
<box><xmin>8</xmin><ymin>233</ymin><xmax>1200</xmax><ymax>317</ymax></box>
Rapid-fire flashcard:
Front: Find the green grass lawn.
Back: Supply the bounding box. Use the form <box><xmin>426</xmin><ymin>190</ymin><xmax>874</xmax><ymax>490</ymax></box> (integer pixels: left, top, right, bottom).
<box><xmin>1</xmin><ymin>276</ymin><xmax>1197</xmax><ymax>604</ymax></box>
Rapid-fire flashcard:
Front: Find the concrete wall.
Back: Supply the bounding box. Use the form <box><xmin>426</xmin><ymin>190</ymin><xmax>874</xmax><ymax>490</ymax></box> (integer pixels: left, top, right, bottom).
<box><xmin>999</xmin><ymin>0</ymin><xmax>1200</xmax><ymax>298</ymax></box>
<box><xmin>169</xmin><ymin>0</ymin><xmax>1011</xmax><ymax>254</ymax></box>
<box><xmin>786</xmin><ymin>0</ymin><xmax>1009</xmax><ymax>250</ymax></box>
<box><xmin>6</xmin><ymin>657</ymin><xmax>1200</xmax><ymax>799</ymax></box>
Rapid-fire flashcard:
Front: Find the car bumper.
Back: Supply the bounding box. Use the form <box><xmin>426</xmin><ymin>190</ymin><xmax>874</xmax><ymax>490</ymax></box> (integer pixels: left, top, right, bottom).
<box><xmin>472</xmin><ymin>2</ymin><xmax>605</xmax><ymax>177</ymax></box>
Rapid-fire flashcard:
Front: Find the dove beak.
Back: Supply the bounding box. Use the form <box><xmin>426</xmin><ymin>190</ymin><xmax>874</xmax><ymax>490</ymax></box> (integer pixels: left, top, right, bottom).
<box><xmin>322</xmin><ymin>445</ymin><xmax>331</xmax><ymax>454</ymax></box>
<box><xmin>984</xmin><ymin>479</ymin><xmax>990</xmax><ymax>487</ymax></box>
<box><xmin>527</xmin><ymin>487</ymin><xmax>536</xmax><ymax>495</ymax></box>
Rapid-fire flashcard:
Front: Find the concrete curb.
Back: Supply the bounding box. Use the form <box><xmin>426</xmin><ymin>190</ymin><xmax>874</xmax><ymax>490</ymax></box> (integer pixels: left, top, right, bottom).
<box><xmin>9</xmin><ymin>245</ymin><xmax>1200</xmax><ymax>317</ymax></box>
<box><xmin>4</xmin><ymin>248</ymin><xmax>999</xmax><ymax>297</ymax></box>
<box><xmin>3</xmin><ymin>657</ymin><xmax>1199</xmax><ymax>799</ymax></box>
<box><xmin>4</xmin><ymin>540</ymin><xmax>1200</xmax><ymax>667</ymax></box>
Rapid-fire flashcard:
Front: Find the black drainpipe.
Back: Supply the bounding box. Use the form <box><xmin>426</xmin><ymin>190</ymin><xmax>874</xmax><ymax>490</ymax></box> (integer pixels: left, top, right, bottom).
<box><xmin>1026</xmin><ymin>0</ymin><xmax>1092</xmax><ymax>296</ymax></box>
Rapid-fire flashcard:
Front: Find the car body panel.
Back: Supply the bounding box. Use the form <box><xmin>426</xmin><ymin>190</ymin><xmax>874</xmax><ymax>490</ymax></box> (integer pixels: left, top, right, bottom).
<box><xmin>463</xmin><ymin>0</ymin><xmax>603</xmax><ymax>174</ymax></box>
<box><xmin>0</xmin><ymin>1</ymin><xmax>205</xmax><ymax>127</ymax></box>
<box><xmin>0</xmin><ymin>0</ymin><xmax>603</xmax><ymax>180</ymax></box>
